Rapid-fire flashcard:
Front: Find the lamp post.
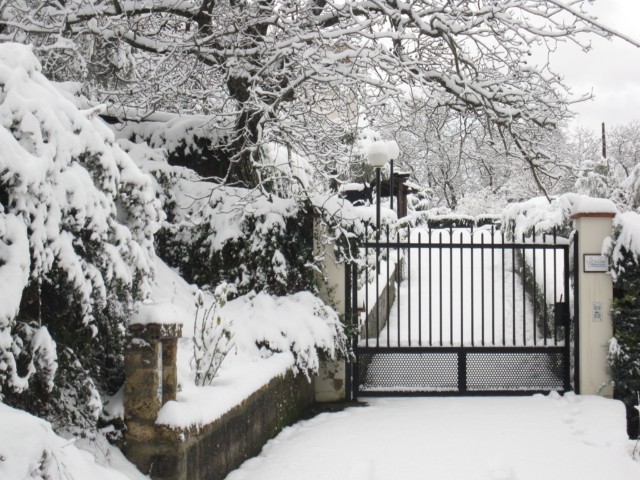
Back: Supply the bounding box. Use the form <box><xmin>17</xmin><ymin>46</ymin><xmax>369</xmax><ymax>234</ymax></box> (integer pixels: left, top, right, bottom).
<box><xmin>366</xmin><ymin>140</ymin><xmax>400</xmax><ymax>237</ymax></box>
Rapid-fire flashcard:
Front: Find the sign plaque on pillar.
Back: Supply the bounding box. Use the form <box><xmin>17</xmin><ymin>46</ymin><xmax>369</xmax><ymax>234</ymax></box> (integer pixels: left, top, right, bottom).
<box><xmin>583</xmin><ymin>254</ymin><xmax>608</xmax><ymax>273</ymax></box>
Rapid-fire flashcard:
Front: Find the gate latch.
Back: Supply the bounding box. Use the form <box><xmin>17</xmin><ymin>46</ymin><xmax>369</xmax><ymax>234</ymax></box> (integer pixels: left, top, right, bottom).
<box><xmin>554</xmin><ymin>301</ymin><xmax>569</xmax><ymax>327</ymax></box>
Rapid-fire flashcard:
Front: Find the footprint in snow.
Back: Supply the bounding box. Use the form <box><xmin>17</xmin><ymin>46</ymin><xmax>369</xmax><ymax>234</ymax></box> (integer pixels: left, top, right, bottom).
<box><xmin>347</xmin><ymin>459</ymin><xmax>374</xmax><ymax>480</ymax></box>
<box><xmin>487</xmin><ymin>458</ymin><xmax>517</xmax><ymax>480</ymax></box>
<box><xmin>571</xmin><ymin>426</ymin><xmax>587</xmax><ymax>436</ymax></box>
<box><xmin>489</xmin><ymin>465</ymin><xmax>516</xmax><ymax>480</ymax></box>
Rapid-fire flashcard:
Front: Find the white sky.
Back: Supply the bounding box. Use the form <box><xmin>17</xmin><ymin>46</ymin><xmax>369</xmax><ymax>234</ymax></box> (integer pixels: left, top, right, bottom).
<box><xmin>549</xmin><ymin>0</ymin><xmax>640</xmax><ymax>132</ymax></box>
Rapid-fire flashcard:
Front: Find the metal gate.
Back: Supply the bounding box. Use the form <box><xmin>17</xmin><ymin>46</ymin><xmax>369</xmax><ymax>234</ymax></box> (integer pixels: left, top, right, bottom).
<box><xmin>346</xmin><ymin>225</ymin><xmax>579</xmax><ymax>398</ymax></box>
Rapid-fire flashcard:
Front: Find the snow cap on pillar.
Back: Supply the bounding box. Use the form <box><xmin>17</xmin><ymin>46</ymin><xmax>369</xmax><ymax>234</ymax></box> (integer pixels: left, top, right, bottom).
<box><xmin>570</xmin><ymin>196</ymin><xmax>617</xmax><ymax>219</ymax></box>
<box><xmin>130</xmin><ymin>301</ymin><xmax>186</xmax><ymax>327</ymax></box>
<box><xmin>129</xmin><ymin>301</ymin><xmax>185</xmax><ymax>340</ymax></box>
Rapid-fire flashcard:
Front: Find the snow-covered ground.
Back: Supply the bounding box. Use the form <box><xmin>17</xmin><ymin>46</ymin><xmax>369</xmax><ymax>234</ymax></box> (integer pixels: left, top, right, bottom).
<box><xmin>225</xmin><ymin>394</ymin><xmax>640</xmax><ymax>480</ymax></box>
<box><xmin>0</xmin><ymin>402</ymin><xmax>148</xmax><ymax>480</ymax></box>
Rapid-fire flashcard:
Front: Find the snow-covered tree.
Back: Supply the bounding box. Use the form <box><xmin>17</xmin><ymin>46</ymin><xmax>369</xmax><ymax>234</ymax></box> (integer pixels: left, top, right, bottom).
<box><xmin>370</xmin><ymin>96</ymin><xmax>581</xmax><ymax>212</ymax></box>
<box><xmin>1</xmin><ymin>0</ymin><xmax>635</xmax><ymax>191</ymax></box>
<box><xmin>564</xmin><ymin>122</ymin><xmax>640</xmax><ymax>211</ymax></box>
<box><xmin>575</xmin><ymin>156</ymin><xmax>613</xmax><ymax>199</ymax></box>
<box><xmin>0</xmin><ymin>43</ymin><xmax>162</xmax><ymax>428</ymax></box>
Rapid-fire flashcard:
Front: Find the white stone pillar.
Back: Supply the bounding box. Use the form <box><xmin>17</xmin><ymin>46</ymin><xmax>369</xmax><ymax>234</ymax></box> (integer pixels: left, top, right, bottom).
<box><xmin>571</xmin><ymin>198</ymin><xmax>617</xmax><ymax>397</ymax></box>
<box><xmin>313</xmin><ymin>216</ymin><xmax>347</xmax><ymax>402</ymax></box>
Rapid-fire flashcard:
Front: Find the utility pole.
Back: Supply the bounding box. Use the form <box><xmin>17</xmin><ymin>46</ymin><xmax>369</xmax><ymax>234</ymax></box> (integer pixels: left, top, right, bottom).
<box><xmin>601</xmin><ymin>122</ymin><xmax>607</xmax><ymax>159</ymax></box>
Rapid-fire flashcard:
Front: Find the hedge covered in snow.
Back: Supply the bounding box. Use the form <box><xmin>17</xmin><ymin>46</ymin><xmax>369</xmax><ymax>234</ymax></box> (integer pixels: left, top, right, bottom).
<box><xmin>0</xmin><ymin>43</ymin><xmax>162</xmax><ymax>428</ymax></box>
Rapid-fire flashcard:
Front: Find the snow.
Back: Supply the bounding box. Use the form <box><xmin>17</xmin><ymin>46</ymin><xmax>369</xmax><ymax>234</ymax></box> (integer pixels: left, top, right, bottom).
<box><xmin>225</xmin><ymin>394</ymin><xmax>640</xmax><ymax>480</ymax></box>
<box><xmin>0</xmin><ymin>213</ymin><xmax>30</xmax><ymax>325</ymax></box>
<box><xmin>358</xmin><ymin>258</ymin><xmax>397</xmax><ymax>317</ymax></box>
<box><xmin>147</xmin><ymin>258</ymin><xmax>344</xmax><ymax>429</ymax></box>
<box><xmin>365</xmin><ymin>140</ymin><xmax>400</xmax><ymax>168</ymax></box>
<box><xmin>340</xmin><ymin>183</ymin><xmax>366</xmax><ymax>192</ymax></box>
<box><xmin>501</xmin><ymin>195</ymin><xmax>574</xmax><ymax>238</ymax></box>
<box><xmin>156</xmin><ymin>353</ymin><xmax>295</xmax><ymax>428</ymax></box>
<box><xmin>0</xmin><ymin>402</ymin><xmax>148</xmax><ymax>480</ymax></box>
<box><xmin>169</xmin><ymin>179</ymin><xmax>300</xmax><ymax>252</ymax></box>
<box><xmin>604</xmin><ymin>211</ymin><xmax>640</xmax><ymax>273</ymax></box>
<box><xmin>130</xmin><ymin>302</ymin><xmax>186</xmax><ymax>326</ymax></box>
<box><xmin>571</xmin><ymin>196</ymin><xmax>618</xmax><ymax>216</ymax></box>
<box><xmin>261</xmin><ymin>143</ymin><xmax>313</xmax><ymax>190</ymax></box>
<box><xmin>222</xmin><ymin>291</ymin><xmax>344</xmax><ymax>374</ymax></box>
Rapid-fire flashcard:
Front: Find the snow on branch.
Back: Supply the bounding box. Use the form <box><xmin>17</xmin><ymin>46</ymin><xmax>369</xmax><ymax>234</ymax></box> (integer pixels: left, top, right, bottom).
<box><xmin>1</xmin><ymin>0</ymin><xmax>633</xmax><ymax>190</ymax></box>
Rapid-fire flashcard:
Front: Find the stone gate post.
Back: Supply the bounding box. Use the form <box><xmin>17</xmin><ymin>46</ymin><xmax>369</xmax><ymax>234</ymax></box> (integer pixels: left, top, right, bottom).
<box><xmin>571</xmin><ymin>198</ymin><xmax>617</xmax><ymax>396</ymax></box>
<box><xmin>124</xmin><ymin>303</ymin><xmax>183</xmax><ymax>472</ymax></box>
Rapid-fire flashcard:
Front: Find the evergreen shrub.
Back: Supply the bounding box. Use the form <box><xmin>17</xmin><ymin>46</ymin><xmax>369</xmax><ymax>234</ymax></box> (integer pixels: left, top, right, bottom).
<box><xmin>608</xmin><ymin>246</ymin><xmax>640</xmax><ymax>438</ymax></box>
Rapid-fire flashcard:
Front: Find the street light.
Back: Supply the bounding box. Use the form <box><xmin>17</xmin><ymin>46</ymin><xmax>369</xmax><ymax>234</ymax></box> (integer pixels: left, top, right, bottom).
<box><xmin>366</xmin><ymin>140</ymin><xmax>400</xmax><ymax>236</ymax></box>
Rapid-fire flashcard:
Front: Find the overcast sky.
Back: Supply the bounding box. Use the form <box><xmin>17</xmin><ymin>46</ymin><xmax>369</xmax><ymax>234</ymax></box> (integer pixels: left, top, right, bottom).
<box><xmin>548</xmin><ymin>0</ymin><xmax>640</xmax><ymax>132</ymax></box>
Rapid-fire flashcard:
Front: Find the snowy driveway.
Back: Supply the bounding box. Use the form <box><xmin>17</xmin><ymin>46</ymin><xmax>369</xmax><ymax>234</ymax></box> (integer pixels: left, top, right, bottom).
<box><xmin>225</xmin><ymin>394</ymin><xmax>640</xmax><ymax>480</ymax></box>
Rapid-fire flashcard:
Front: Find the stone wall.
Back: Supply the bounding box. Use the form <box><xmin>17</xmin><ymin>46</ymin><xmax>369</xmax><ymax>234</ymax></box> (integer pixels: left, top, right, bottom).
<box><xmin>124</xmin><ymin>370</ymin><xmax>314</xmax><ymax>480</ymax></box>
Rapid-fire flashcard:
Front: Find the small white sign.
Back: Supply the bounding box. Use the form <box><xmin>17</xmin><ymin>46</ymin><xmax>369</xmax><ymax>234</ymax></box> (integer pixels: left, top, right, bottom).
<box><xmin>592</xmin><ymin>302</ymin><xmax>603</xmax><ymax>323</ymax></box>
<box><xmin>584</xmin><ymin>254</ymin><xmax>608</xmax><ymax>273</ymax></box>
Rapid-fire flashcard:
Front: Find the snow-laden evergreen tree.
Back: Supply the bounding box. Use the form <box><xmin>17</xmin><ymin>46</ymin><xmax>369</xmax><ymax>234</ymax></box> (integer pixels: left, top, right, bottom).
<box><xmin>575</xmin><ymin>156</ymin><xmax>614</xmax><ymax>199</ymax></box>
<box><xmin>606</xmin><ymin>214</ymin><xmax>640</xmax><ymax>438</ymax></box>
<box><xmin>0</xmin><ymin>43</ymin><xmax>162</xmax><ymax>430</ymax></box>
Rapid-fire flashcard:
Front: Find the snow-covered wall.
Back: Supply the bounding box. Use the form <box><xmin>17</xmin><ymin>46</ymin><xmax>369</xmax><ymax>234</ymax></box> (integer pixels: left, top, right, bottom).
<box><xmin>124</xmin><ymin>370</ymin><xmax>313</xmax><ymax>480</ymax></box>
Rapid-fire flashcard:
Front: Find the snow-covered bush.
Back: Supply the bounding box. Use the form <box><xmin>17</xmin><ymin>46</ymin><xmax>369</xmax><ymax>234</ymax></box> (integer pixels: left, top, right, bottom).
<box><xmin>500</xmin><ymin>194</ymin><xmax>577</xmax><ymax>240</ymax></box>
<box><xmin>613</xmin><ymin>163</ymin><xmax>640</xmax><ymax>213</ymax></box>
<box><xmin>117</xmin><ymin>138</ymin><xmax>359</xmax><ymax>376</ymax></box>
<box><xmin>115</xmin><ymin>114</ymin><xmax>234</xmax><ymax>181</ymax></box>
<box><xmin>192</xmin><ymin>285</ymin><xmax>235</xmax><ymax>386</ymax></box>
<box><xmin>0</xmin><ymin>44</ymin><xmax>161</xmax><ymax>428</ymax></box>
<box><xmin>606</xmin><ymin>213</ymin><xmax>640</xmax><ymax>438</ymax></box>
<box><xmin>158</xmin><ymin>181</ymin><xmax>316</xmax><ymax>296</ymax></box>
<box><xmin>115</xmin><ymin>126</ymin><xmax>320</xmax><ymax>297</ymax></box>
<box><xmin>222</xmin><ymin>291</ymin><xmax>347</xmax><ymax>376</ymax></box>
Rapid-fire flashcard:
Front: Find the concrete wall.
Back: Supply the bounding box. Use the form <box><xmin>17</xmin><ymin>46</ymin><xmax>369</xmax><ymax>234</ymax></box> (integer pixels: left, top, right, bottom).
<box><xmin>124</xmin><ymin>370</ymin><xmax>314</xmax><ymax>480</ymax></box>
<box><xmin>360</xmin><ymin>264</ymin><xmax>398</xmax><ymax>339</ymax></box>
